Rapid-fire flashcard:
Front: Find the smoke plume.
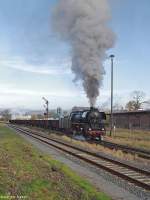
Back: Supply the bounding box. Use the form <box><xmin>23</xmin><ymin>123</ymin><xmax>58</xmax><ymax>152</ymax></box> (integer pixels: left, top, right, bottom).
<box><xmin>53</xmin><ymin>0</ymin><xmax>115</xmax><ymax>106</ymax></box>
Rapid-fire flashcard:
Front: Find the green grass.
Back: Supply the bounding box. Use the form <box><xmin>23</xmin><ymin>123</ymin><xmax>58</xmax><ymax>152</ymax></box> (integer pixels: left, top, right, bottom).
<box><xmin>106</xmin><ymin>128</ymin><xmax>150</xmax><ymax>150</ymax></box>
<box><xmin>0</xmin><ymin>124</ymin><xmax>110</xmax><ymax>200</ymax></box>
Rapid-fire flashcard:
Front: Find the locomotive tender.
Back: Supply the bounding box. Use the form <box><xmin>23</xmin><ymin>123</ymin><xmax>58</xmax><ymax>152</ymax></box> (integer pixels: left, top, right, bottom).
<box><xmin>10</xmin><ymin>107</ymin><xmax>106</xmax><ymax>141</ymax></box>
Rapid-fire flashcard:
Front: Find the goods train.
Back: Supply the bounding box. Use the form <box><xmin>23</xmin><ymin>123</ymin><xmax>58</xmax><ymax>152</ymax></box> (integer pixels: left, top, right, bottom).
<box><xmin>9</xmin><ymin>107</ymin><xmax>106</xmax><ymax>141</ymax></box>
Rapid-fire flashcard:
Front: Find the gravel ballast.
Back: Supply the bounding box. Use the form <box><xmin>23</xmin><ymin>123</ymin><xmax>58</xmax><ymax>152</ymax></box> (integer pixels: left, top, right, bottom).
<box><xmin>11</xmin><ymin>127</ymin><xmax>150</xmax><ymax>200</ymax></box>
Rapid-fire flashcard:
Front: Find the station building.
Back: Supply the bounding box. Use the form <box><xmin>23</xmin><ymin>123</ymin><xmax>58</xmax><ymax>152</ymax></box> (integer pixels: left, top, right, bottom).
<box><xmin>112</xmin><ymin>110</ymin><xmax>150</xmax><ymax>130</ymax></box>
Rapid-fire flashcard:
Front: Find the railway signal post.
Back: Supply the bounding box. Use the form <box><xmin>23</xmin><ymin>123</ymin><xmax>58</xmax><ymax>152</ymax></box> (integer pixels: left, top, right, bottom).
<box><xmin>42</xmin><ymin>97</ymin><xmax>49</xmax><ymax>129</ymax></box>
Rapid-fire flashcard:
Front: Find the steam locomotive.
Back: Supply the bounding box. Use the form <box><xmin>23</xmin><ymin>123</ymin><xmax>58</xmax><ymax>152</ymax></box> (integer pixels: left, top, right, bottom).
<box><xmin>10</xmin><ymin>107</ymin><xmax>106</xmax><ymax>141</ymax></box>
<box><xmin>69</xmin><ymin>107</ymin><xmax>106</xmax><ymax>140</ymax></box>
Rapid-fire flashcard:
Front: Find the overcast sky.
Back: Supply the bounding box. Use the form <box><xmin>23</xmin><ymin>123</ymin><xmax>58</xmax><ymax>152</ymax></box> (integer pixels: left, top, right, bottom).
<box><xmin>0</xmin><ymin>0</ymin><xmax>150</xmax><ymax>110</ymax></box>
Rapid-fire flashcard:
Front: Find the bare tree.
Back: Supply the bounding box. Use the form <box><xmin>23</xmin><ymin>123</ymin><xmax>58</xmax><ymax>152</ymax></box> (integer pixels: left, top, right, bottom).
<box><xmin>142</xmin><ymin>100</ymin><xmax>150</xmax><ymax>109</ymax></box>
<box><xmin>132</xmin><ymin>91</ymin><xmax>145</xmax><ymax>110</ymax></box>
<box><xmin>0</xmin><ymin>109</ymin><xmax>12</xmax><ymax>121</ymax></box>
<box><xmin>126</xmin><ymin>91</ymin><xmax>145</xmax><ymax>111</ymax></box>
<box><xmin>125</xmin><ymin>101</ymin><xmax>136</xmax><ymax>111</ymax></box>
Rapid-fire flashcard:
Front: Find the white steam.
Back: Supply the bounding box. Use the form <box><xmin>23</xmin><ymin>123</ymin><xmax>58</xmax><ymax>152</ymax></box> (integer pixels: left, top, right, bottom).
<box><xmin>52</xmin><ymin>0</ymin><xmax>115</xmax><ymax>106</ymax></box>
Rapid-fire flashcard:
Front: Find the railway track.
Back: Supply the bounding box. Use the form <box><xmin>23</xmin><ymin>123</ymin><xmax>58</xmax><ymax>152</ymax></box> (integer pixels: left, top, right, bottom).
<box><xmin>9</xmin><ymin>124</ymin><xmax>150</xmax><ymax>191</ymax></box>
<box><xmin>101</xmin><ymin>140</ymin><xmax>150</xmax><ymax>160</ymax></box>
<box><xmin>8</xmin><ymin>122</ymin><xmax>150</xmax><ymax>159</ymax></box>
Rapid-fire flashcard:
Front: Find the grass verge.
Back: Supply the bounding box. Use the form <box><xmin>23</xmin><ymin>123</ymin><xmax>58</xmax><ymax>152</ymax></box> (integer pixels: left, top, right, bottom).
<box><xmin>106</xmin><ymin>128</ymin><xmax>150</xmax><ymax>150</ymax></box>
<box><xmin>0</xmin><ymin>124</ymin><xmax>110</xmax><ymax>200</ymax></box>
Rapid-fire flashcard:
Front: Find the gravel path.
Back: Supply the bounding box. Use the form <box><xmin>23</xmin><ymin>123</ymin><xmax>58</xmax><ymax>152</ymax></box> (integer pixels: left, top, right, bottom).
<box><xmin>12</xmin><ymin>128</ymin><xmax>150</xmax><ymax>200</ymax></box>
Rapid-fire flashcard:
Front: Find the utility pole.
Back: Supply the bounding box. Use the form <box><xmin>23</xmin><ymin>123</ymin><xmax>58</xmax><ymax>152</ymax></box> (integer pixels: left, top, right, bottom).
<box><xmin>42</xmin><ymin>97</ymin><xmax>49</xmax><ymax>129</ymax></box>
<box><xmin>110</xmin><ymin>55</ymin><xmax>115</xmax><ymax>137</ymax></box>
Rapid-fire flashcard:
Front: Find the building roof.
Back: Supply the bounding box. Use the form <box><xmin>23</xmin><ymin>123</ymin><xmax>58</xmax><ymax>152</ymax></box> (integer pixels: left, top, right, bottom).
<box><xmin>109</xmin><ymin>110</ymin><xmax>150</xmax><ymax>115</ymax></box>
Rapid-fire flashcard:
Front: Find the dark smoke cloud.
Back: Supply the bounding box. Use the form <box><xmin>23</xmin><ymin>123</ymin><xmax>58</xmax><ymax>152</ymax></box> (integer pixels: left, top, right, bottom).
<box><xmin>53</xmin><ymin>0</ymin><xmax>115</xmax><ymax>106</ymax></box>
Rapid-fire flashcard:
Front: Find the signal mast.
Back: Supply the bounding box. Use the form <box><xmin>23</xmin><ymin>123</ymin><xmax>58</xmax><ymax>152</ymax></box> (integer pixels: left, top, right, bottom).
<box><xmin>42</xmin><ymin>97</ymin><xmax>49</xmax><ymax>128</ymax></box>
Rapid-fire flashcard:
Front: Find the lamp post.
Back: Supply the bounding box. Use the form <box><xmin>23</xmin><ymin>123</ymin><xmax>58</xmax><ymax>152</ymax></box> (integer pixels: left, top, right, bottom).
<box><xmin>110</xmin><ymin>55</ymin><xmax>115</xmax><ymax>137</ymax></box>
<box><xmin>42</xmin><ymin>97</ymin><xmax>49</xmax><ymax>129</ymax></box>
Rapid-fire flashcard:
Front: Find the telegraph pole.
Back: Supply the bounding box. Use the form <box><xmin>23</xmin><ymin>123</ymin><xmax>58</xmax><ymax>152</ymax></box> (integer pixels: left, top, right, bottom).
<box><xmin>110</xmin><ymin>55</ymin><xmax>115</xmax><ymax>137</ymax></box>
<box><xmin>42</xmin><ymin>97</ymin><xmax>49</xmax><ymax>129</ymax></box>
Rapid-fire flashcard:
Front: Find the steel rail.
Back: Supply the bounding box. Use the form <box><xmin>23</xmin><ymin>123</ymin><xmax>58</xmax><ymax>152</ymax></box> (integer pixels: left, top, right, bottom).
<box><xmin>9</xmin><ymin>124</ymin><xmax>150</xmax><ymax>191</ymax></box>
<box><xmin>100</xmin><ymin>140</ymin><xmax>150</xmax><ymax>160</ymax></box>
<box><xmin>8</xmin><ymin>122</ymin><xmax>150</xmax><ymax>159</ymax></box>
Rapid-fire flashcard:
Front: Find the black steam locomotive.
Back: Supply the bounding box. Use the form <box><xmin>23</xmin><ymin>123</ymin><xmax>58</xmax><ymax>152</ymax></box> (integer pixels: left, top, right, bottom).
<box><xmin>69</xmin><ymin>107</ymin><xmax>106</xmax><ymax>140</ymax></box>
<box><xmin>10</xmin><ymin>107</ymin><xmax>106</xmax><ymax>141</ymax></box>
